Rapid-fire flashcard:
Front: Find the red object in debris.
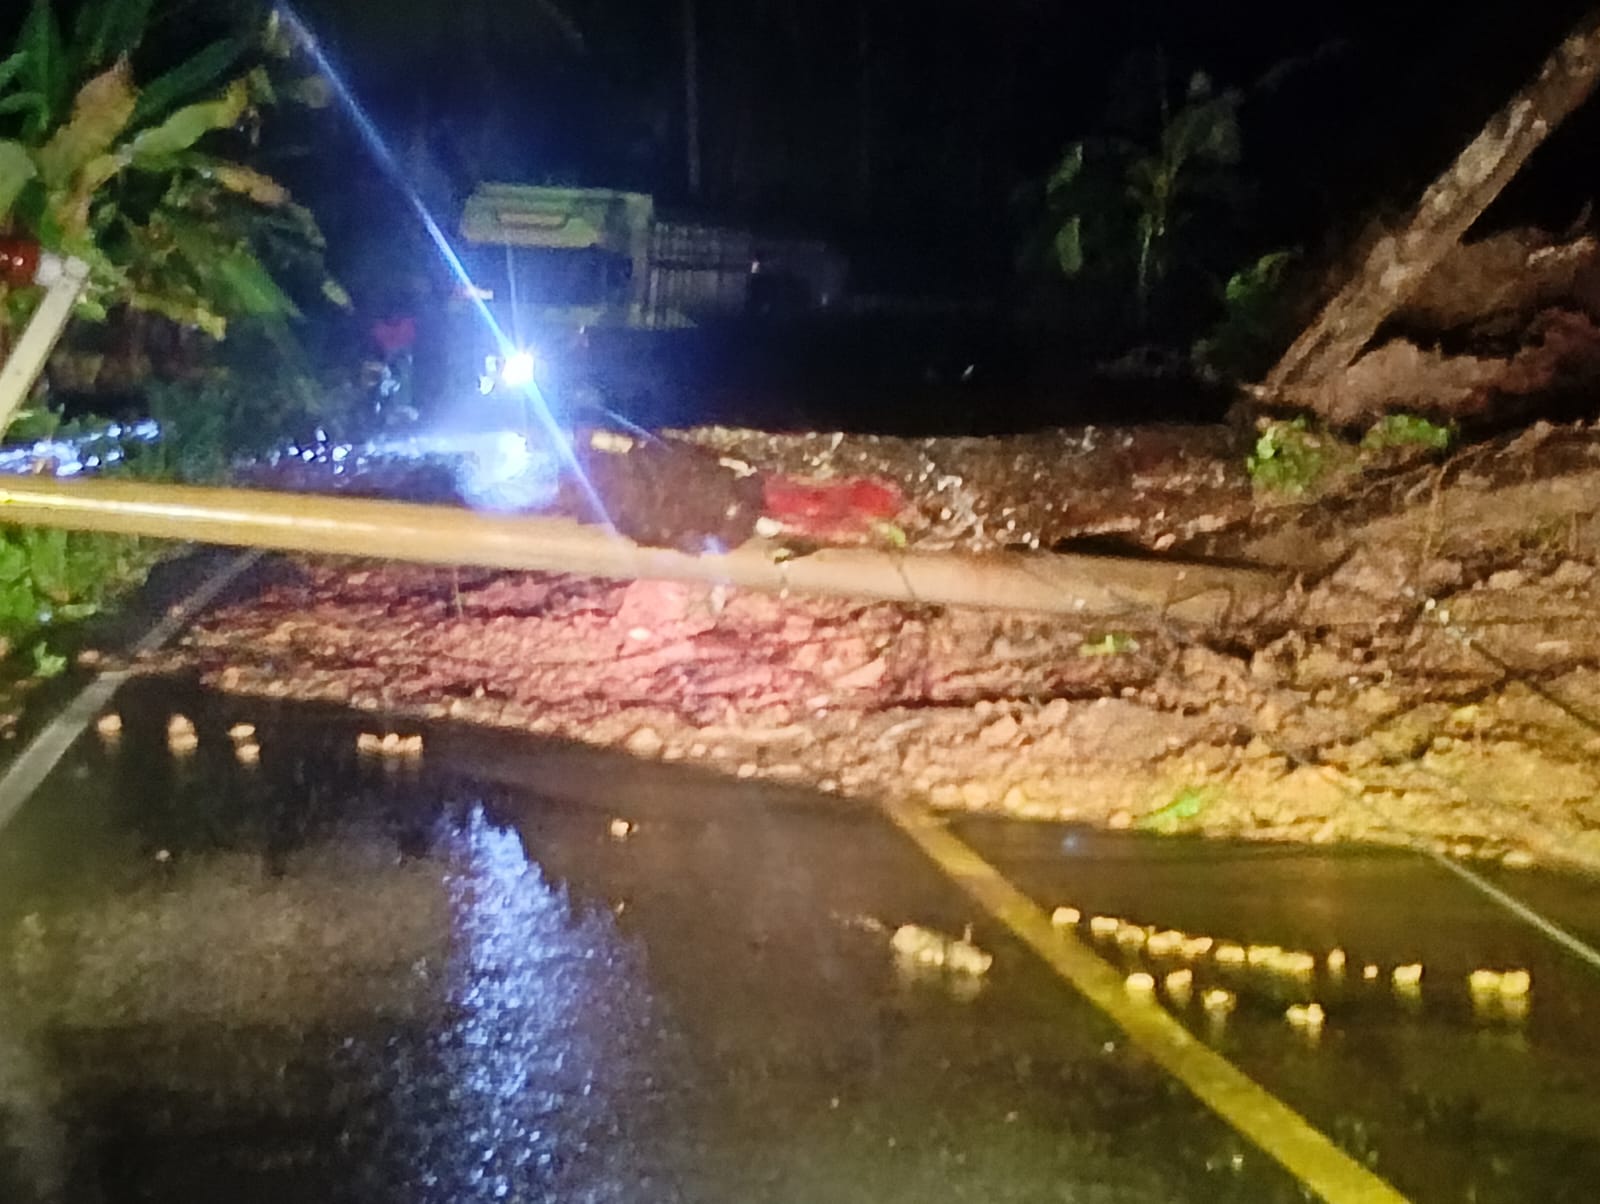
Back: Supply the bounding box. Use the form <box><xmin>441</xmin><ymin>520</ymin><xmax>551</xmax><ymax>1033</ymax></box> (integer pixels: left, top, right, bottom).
<box><xmin>0</xmin><ymin>238</ymin><xmax>41</xmax><ymax>287</ymax></box>
<box><xmin>762</xmin><ymin>475</ymin><xmax>905</xmax><ymax>537</ymax></box>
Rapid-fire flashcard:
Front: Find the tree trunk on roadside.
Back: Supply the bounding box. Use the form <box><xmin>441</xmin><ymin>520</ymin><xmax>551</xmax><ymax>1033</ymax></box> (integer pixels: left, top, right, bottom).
<box><xmin>1262</xmin><ymin>8</ymin><xmax>1600</xmax><ymax>412</ymax></box>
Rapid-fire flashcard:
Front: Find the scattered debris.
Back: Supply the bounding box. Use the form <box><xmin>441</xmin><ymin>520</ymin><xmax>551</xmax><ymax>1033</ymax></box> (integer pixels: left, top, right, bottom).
<box><xmin>1146</xmin><ymin>929</ymin><xmax>1187</xmax><ymax>957</ymax></box>
<box><xmin>566</xmin><ymin>436</ymin><xmax>764</xmax><ymax>553</ymax></box>
<box><xmin>1088</xmin><ymin>915</ymin><xmax>1122</xmax><ymax>939</ymax></box>
<box><xmin>1115</xmin><ymin>923</ymin><xmax>1149</xmax><ymax>952</ymax></box>
<box><xmin>227</xmin><ymin>722</ymin><xmax>256</xmax><ymax>742</ymax></box>
<box><xmin>1215</xmin><ymin>943</ymin><xmax>1246</xmax><ymax>966</ymax></box>
<box><xmin>234</xmin><ymin>741</ymin><xmax>260</xmax><ymax>765</ymax></box>
<box><xmin>608</xmin><ymin>818</ymin><xmax>637</xmax><ymax>841</ymax></box>
<box><xmin>1202</xmin><ymin>988</ymin><xmax>1237</xmax><ymax>1017</ymax></box>
<box><xmin>1498</xmin><ymin>968</ymin><xmax>1533</xmax><ymax>997</ymax></box>
<box><xmin>1285</xmin><ymin>1002</ymin><xmax>1326</xmax><ymax>1032</ymax></box>
<box><xmin>165</xmin><ymin>411</ymin><xmax>1600</xmax><ymax>872</ymax></box>
<box><xmin>1392</xmin><ymin>963</ymin><xmax>1424</xmax><ymax>991</ymax></box>
<box><xmin>623</xmin><ymin>727</ymin><xmax>665</xmax><ymax>758</ymax></box>
<box><xmin>1050</xmin><ymin>906</ymin><xmax>1082</xmax><ymax>928</ymax></box>
<box><xmin>165</xmin><ymin>714</ymin><xmax>197</xmax><ymax>755</ymax></box>
<box><xmin>1468</xmin><ymin>967</ymin><xmax>1532</xmax><ymax>998</ymax></box>
<box><xmin>1180</xmin><ymin>936</ymin><xmax>1214</xmax><ymax>960</ymax></box>
<box><xmin>889</xmin><ymin>923</ymin><xmax>994</xmax><ymax>977</ymax></box>
<box><xmin>356</xmin><ymin>732</ymin><xmax>424</xmax><ymax>758</ymax></box>
<box><xmin>1467</xmin><ymin>966</ymin><xmax>1533</xmax><ymax>1024</ymax></box>
<box><xmin>1124</xmin><ymin>971</ymin><xmax>1157</xmax><ymax>994</ymax></box>
<box><xmin>1271</xmin><ymin>950</ymin><xmax>1317</xmax><ymax>978</ymax></box>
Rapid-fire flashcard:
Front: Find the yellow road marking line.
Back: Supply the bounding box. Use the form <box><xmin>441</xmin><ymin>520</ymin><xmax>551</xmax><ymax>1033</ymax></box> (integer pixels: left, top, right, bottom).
<box><xmin>883</xmin><ymin>798</ymin><xmax>1409</xmax><ymax>1204</ymax></box>
<box><xmin>0</xmin><ymin>550</ymin><xmax>260</xmax><ymax>836</ymax></box>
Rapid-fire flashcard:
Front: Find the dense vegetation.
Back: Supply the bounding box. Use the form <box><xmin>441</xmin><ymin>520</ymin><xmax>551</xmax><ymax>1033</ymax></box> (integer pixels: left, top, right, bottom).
<box><xmin>0</xmin><ymin>0</ymin><xmax>343</xmax><ymax>678</ymax></box>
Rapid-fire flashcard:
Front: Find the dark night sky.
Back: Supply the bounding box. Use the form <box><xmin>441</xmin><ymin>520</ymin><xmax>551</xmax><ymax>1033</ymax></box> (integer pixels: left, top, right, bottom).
<box><xmin>282</xmin><ymin>0</ymin><xmax>1600</xmax><ymax>282</ymax></box>
<box><xmin>10</xmin><ymin>1</ymin><xmax>1600</xmax><ymax>291</ymax></box>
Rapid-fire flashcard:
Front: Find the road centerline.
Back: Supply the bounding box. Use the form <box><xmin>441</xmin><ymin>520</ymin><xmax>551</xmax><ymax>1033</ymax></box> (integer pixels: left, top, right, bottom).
<box><xmin>882</xmin><ymin>797</ymin><xmax>1410</xmax><ymax>1204</ymax></box>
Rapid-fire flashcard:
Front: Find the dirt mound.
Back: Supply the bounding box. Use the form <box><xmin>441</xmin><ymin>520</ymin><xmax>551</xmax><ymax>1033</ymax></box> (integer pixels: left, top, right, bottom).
<box><xmin>146</xmin><ymin>418</ymin><xmax>1600</xmax><ymax>874</ymax></box>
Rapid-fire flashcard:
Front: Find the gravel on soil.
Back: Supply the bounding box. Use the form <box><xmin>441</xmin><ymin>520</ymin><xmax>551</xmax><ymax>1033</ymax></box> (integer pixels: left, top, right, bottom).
<box><xmin>139</xmin><ymin>418</ymin><xmax>1600</xmax><ymax>874</ymax></box>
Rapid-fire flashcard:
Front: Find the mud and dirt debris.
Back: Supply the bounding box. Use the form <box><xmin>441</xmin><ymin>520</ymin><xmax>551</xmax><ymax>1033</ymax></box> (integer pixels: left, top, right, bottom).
<box><xmin>1278</xmin><ymin>224</ymin><xmax>1600</xmax><ymax>428</ymax></box>
<box><xmin>141</xmin><ymin>419</ymin><xmax>1600</xmax><ymax>874</ymax></box>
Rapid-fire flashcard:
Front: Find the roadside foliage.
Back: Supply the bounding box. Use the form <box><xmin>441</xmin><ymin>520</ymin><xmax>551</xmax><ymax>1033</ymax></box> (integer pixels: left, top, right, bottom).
<box><xmin>0</xmin><ymin>0</ymin><xmax>343</xmax><ymax>346</ymax></box>
<box><xmin>0</xmin><ymin>0</ymin><xmax>342</xmax><ymax>679</ymax></box>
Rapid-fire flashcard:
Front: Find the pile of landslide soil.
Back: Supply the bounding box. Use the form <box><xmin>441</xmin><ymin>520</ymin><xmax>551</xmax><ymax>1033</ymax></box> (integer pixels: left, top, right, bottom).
<box><xmin>147</xmin><ymin>418</ymin><xmax>1600</xmax><ymax>873</ymax></box>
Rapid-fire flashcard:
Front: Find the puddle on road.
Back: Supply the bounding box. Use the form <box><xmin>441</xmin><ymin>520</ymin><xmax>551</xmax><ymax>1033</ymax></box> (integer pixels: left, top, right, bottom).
<box><xmin>5</xmin><ymin>675</ymin><xmax>1584</xmax><ymax>1202</ymax></box>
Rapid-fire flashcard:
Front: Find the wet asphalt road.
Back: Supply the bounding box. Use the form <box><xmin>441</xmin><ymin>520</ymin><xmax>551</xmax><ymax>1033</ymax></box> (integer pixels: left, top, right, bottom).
<box><xmin>0</xmin><ymin>677</ymin><xmax>1597</xmax><ymax>1203</ymax></box>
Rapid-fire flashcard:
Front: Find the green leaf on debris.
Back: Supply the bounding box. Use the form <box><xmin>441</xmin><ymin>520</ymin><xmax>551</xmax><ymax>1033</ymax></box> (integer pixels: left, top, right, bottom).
<box><xmin>1361</xmin><ymin>413</ymin><xmax>1454</xmax><ymax>453</ymax></box>
<box><xmin>1246</xmin><ymin>417</ymin><xmax>1331</xmax><ymax>495</ymax></box>
<box><xmin>872</xmin><ymin>520</ymin><xmax>909</xmax><ymax>549</ymax></box>
<box><xmin>1078</xmin><ymin>632</ymin><xmax>1140</xmax><ymax>657</ymax></box>
<box><xmin>1138</xmin><ymin>785</ymin><xmax>1215</xmax><ymax>833</ymax></box>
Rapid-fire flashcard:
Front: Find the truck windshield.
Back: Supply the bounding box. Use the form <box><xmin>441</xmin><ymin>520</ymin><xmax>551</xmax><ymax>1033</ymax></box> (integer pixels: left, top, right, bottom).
<box><xmin>474</xmin><ymin>246</ymin><xmax>632</xmax><ymax>309</ymax></box>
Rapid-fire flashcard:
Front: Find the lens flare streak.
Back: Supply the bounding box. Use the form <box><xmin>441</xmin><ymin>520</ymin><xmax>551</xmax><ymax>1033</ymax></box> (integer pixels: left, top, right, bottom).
<box><xmin>275</xmin><ymin>4</ymin><xmax>613</xmax><ymax>527</ymax></box>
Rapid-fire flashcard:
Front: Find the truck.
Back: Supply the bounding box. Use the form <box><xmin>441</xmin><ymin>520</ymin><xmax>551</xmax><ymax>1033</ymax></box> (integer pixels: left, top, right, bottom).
<box><xmin>451</xmin><ymin>184</ymin><xmax>846</xmax><ymax>420</ymax></box>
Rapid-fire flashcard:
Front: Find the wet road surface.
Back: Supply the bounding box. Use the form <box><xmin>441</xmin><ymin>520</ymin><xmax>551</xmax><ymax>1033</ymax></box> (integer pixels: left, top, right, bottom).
<box><xmin>0</xmin><ymin>676</ymin><xmax>1596</xmax><ymax>1202</ymax></box>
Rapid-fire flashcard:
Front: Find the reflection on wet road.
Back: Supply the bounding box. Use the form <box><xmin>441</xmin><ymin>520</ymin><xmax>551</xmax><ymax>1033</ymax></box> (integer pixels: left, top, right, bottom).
<box><xmin>0</xmin><ymin>678</ymin><xmax>1596</xmax><ymax>1202</ymax></box>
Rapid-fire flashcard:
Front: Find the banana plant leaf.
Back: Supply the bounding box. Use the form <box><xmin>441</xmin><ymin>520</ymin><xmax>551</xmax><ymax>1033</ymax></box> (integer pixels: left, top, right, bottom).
<box><xmin>129</xmin><ymin>35</ymin><xmax>248</xmax><ymax>125</ymax></box>
<box><xmin>0</xmin><ymin>140</ymin><xmax>37</xmax><ymax>217</ymax></box>
<box><xmin>72</xmin><ymin>0</ymin><xmax>155</xmax><ymax>74</ymax></box>
<box><xmin>35</xmin><ymin>60</ymin><xmax>136</xmax><ymax>188</ymax></box>
<box><xmin>127</xmin><ymin>79</ymin><xmax>249</xmax><ymax>164</ymax></box>
<box><xmin>14</xmin><ymin>0</ymin><xmax>69</xmax><ymax>140</ymax></box>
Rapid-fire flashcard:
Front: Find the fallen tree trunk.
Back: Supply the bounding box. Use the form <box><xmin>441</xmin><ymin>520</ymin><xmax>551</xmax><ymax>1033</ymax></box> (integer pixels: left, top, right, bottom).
<box><xmin>1263</xmin><ymin>8</ymin><xmax>1600</xmax><ymax>408</ymax></box>
<box><xmin>0</xmin><ymin>476</ymin><xmax>1287</xmax><ymax>626</ymax></box>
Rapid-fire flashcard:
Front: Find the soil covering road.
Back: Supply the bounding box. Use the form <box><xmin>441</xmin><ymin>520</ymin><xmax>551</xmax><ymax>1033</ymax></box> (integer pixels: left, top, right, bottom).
<box><xmin>143</xmin><ymin>416</ymin><xmax>1600</xmax><ymax>874</ymax></box>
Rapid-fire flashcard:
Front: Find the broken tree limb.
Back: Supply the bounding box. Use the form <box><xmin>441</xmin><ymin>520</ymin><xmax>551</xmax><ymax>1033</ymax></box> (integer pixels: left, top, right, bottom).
<box><xmin>1262</xmin><ymin>8</ymin><xmax>1600</xmax><ymax>408</ymax></box>
<box><xmin>0</xmin><ymin>476</ymin><xmax>1288</xmax><ymax>627</ymax></box>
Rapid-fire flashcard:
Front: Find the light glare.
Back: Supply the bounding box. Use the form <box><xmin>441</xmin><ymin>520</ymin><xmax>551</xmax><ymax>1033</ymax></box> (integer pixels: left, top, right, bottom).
<box><xmin>500</xmin><ymin>351</ymin><xmax>536</xmax><ymax>388</ymax></box>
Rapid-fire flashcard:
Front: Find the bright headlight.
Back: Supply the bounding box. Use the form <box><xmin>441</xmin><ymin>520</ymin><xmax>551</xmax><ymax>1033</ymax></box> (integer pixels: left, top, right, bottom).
<box><xmin>500</xmin><ymin>349</ymin><xmax>536</xmax><ymax>387</ymax></box>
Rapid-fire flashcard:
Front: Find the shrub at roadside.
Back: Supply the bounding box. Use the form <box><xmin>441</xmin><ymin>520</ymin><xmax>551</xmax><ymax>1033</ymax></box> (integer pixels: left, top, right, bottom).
<box><xmin>0</xmin><ymin>523</ymin><xmax>163</xmax><ymax>675</ymax></box>
<box><xmin>0</xmin><ymin>0</ymin><xmax>346</xmax><ymax>684</ymax></box>
<box><xmin>0</xmin><ymin>0</ymin><xmax>343</xmax><ymax>349</ymax></box>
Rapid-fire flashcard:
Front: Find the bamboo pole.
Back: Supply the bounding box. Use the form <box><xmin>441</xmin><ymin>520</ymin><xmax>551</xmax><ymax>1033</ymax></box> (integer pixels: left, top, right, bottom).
<box><xmin>0</xmin><ymin>255</ymin><xmax>90</xmax><ymax>432</ymax></box>
<box><xmin>0</xmin><ymin>476</ymin><xmax>1286</xmax><ymax>626</ymax></box>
